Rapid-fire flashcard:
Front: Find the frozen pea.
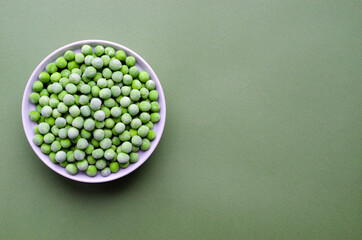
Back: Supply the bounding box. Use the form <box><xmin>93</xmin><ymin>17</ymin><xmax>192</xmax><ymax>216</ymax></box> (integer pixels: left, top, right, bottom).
<box><xmin>54</xmin><ymin>151</ymin><xmax>66</xmax><ymax>163</ymax></box>
<box><xmin>147</xmin><ymin>130</ymin><xmax>156</xmax><ymax>141</ymax></box>
<box><xmin>68</xmin><ymin>127</ymin><xmax>79</xmax><ymax>139</ymax></box>
<box><xmin>69</xmin><ymin>105</ymin><xmax>80</xmax><ymax>117</ymax></box>
<box><xmin>149</xmin><ymin>90</ymin><xmax>159</xmax><ymax>101</ymax></box>
<box><xmin>130</xmin><ymin>118</ymin><xmax>142</xmax><ymax>129</ymax></box>
<box><xmin>138</xmin><ymin>125</ymin><xmax>149</xmax><ymax>138</ymax></box>
<box><xmin>100</xmin><ymin>138</ymin><xmax>112</xmax><ymax>150</ymax></box>
<box><xmin>49</xmin><ymin>98</ymin><xmax>59</xmax><ymax>108</ymax></box>
<box><xmin>91</xmin><ymin>85</ymin><xmax>100</xmax><ymax>97</ymax></box>
<box><xmin>129</xmin><ymin>66</ymin><xmax>139</xmax><ymax>78</ymax></box>
<box><xmin>105</xmin><ymin>119</ymin><xmax>115</xmax><ymax>128</ymax></box>
<box><xmin>50</xmin><ymin>72</ymin><xmax>61</xmax><ymax>82</ymax></box>
<box><xmin>110</xmin><ymin>162</ymin><xmax>120</xmax><ymax>173</ymax></box>
<box><xmin>95</xmin><ymin>45</ymin><xmax>104</xmax><ymax>56</ymax></box>
<box><xmin>104</xmin><ymin>149</ymin><xmax>115</xmax><ymax>160</ymax></box>
<box><xmin>29</xmin><ymin>92</ymin><xmax>40</xmax><ymax>104</ymax></box>
<box><xmin>90</xmin><ymin>98</ymin><xmax>102</xmax><ymax>110</ymax></box>
<box><xmin>45</xmin><ymin>117</ymin><xmax>55</xmax><ymax>126</ymax></box>
<box><xmin>112</xmin><ymin>136</ymin><xmax>121</xmax><ymax>146</ymax></box>
<box><xmin>84</xmin><ymin>66</ymin><xmax>97</xmax><ymax>78</ymax></box>
<box><xmin>63</xmin><ymin>94</ymin><xmax>75</xmax><ymax>106</ymax></box>
<box><xmin>56</xmin><ymin>57</ymin><xmax>67</xmax><ymax>68</ymax></box>
<box><xmin>80</xmin><ymin>105</ymin><xmax>91</xmax><ymax>117</ymax></box>
<box><xmin>33</xmin><ymin>81</ymin><xmax>43</xmax><ymax>92</ymax></box>
<box><xmin>101</xmin><ymin>167</ymin><xmax>111</xmax><ymax>177</ymax></box>
<box><xmin>79</xmin><ymin>95</ymin><xmax>89</xmax><ymax>105</ymax></box>
<box><xmin>120</xmin><ymin>161</ymin><xmax>130</xmax><ymax>169</ymax></box>
<box><xmin>96</xmin><ymin>159</ymin><xmax>107</xmax><ymax>170</ymax></box>
<box><xmin>84</xmin><ymin>144</ymin><xmax>94</xmax><ymax>155</ymax></box>
<box><xmin>39</xmin><ymin>89</ymin><xmax>49</xmax><ymax>97</ymax></box>
<box><xmin>128</xmin><ymin>104</ymin><xmax>139</xmax><ymax>116</ymax></box>
<box><xmin>64</xmin><ymin>50</ymin><xmax>75</xmax><ymax>61</ymax></box>
<box><xmin>46</xmin><ymin>63</ymin><xmax>58</xmax><ymax>74</ymax></box>
<box><xmin>114</xmin><ymin>122</ymin><xmax>125</xmax><ymax>134</ymax></box>
<box><xmin>51</xmin><ymin>125</ymin><xmax>59</xmax><ymax>136</ymax></box>
<box><xmin>115</xmin><ymin>50</ymin><xmax>126</xmax><ymax>60</ymax></box>
<box><xmin>120</xmin><ymin>141</ymin><xmax>132</xmax><ymax>153</ymax></box>
<box><xmin>138</xmin><ymin>71</ymin><xmax>150</xmax><ymax>83</ymax></box>
<box><xmin>130</xmin><ymin>152</ymin><xmax>139</xmax><ymax>163</ymax></box>
<box><xmin>102</xmin><ymin>68</ymin><xmax>112</xmax><ymax>79</ymax></box>
<box><xmin>94</xmin><ymin>110</ymin><xmax>106</xmax><ymax>121</ymax></box>
<box><xmin>104</xmin><ymin>99</ymin><xmax>115</xmax><ymax>108</ymax></box>
<box><xmin>81</xmin><ymin>45</ymin><xmax>93</xmax><ymax>55</ymax></box>
<box><xmin>65</xmin><ymin>82</ymin><xmax>77</xmax><ymax>94</ymax></box>
<box><xmin>92</xmin><ymin>148</ymin><xmax>104</xmax><ymax>159</ymax></box>
<box><xmin>77</xmin><ymin>160</ymin><xmax>88</xmax><ymax>171</ymax></box>
<box><xmin>145</xmin><ymin>80</ymin><xmax>156</xmax><ymax>90</ymax></box>
<box><xmin>29</xmin><ymin>111</ymin><xmax>40</xmax><ymax>122</ymax></box>
<box><xmin>117</xmin><ymin>152</ymin><xmax>129</xmax><ymax>163</ymax></box>
<box><xmin>99</xmin><ymin>88</ymin><xmax>111</xmax><ymax>99</ymax></box>
<box><xmin>110</xmin><ymin>107</ymin><xmax>122</xmax><ymax>118</ymax></box>
<box><xmin>59</xmin><ymin>77</ymin><xmax>69</xmax><ymax>87</ymax></box>
<box><xmin>49</xmin><ymin>152</ymin><xmax>57</xmax><ymax>163</ymax></box>
<box><xmin>105</xmin><ymin>47</ymin><xmax>115</xmax><ymax>57</ymax></box>
<box><xmin>126</xmin><ymin>56</ymin><xmax>136</xmax><ymax>67</ymax></box>
<box><xmin>51</xmin><ymin>140</ymin><xmax>61</xmax><ymax>152</ymax></box>
<box><xmin>140</xmin><ymin>88</ymin><xmax>149</xmax><ymax>99</ymax></box>
<box><xmin>140</xmin><ymin>138</ymin><xmax>151</xmax><ymax>151</ymax></box>
<box><xmin>39</xmin><ymin>96</ymin><xmax>49</xmax><ymax>106</ymax></box>
<box><xmin>139</xmin><ymin>101</ymin><xmax>151</xmax><ymax>112</ymax></box>
<box><xmin>84</xmin><ymin>55</ymin><xmax>94</xmax><ymax>66</ymax></box>
<box><xmin>95</xmin><ymin>120</ymin><xmax>105</xmax><ymax>129</ymax></box>
<box><xmin>69</xmin><ymin>73</ymin><xmax>81</xmax><ymax>84</ymax></box>
<box><xmin>123</xmin><ymin>74</ymin><xmax>133</xmax><ymax>85</ymax></box>
<box><xmin>150</xmin><ymin>113</ymin><xmax>160</xmax><ymax>123</ymax></box>
<box><xmin>57</xmin><ymin>102</ymin><xmax>68</xmax><ymax>113</ymax></box>
<box><xmin>121</xmin><ymin>86</ymin><xmax>131</xmax><ymax>96</ymax></box>
<box><xmin>81</xmin><ymin>129</ymin><xmax>91</xmax><ymax>139</ymax></box>
<box><xmin>130</xmin><ymin>89</ymin><xmax>140</xmax><ymax>101</ymax></box>
<box><xmin>140</xmin><ymin>112</ymin><xmax>150</xmax><ymax>123</ymax></box>
<box><xmin>86</xmin><ymin>165</ymin><xmax>97</xmax><ymax>177</ymax></box>
<box><xmin>93</xmin><ymin>129</ymin><xmax>105</xmax><ymax>141</ymax></box>
<box><xmin>120</xmin><ymin>65</ymin><xmax>129</xmax><ymax>75</ymax></box>
<box><xmin>67</xmin><ymin>61</ymin><xmax>79</xmax><ymax>70</ymax></box>
<box><xmin>74</xmin><ymin>149</ymin><xmax>85</xmax><ymax>161</ymax></box>
<box><xmin>131</xmin><ymin>135</ymin><xmax>142</xmax><ymax>147</ymax></box>
<box><xmin>61</xmin><ymin>139</ymin><xmax>71</xmax><ymax>148</ymax></box>
<box><xmin>66</xmin><ymin>151</ymin><xmax>75</xmax><ymax>162</ymax></box>
<box><xmin>112</xmin><ymin>71</ymin><xmax>123</xmax><ymax>83</ymax></box>
<box><xmin>72</xmin><ymin>117</ymin><xmax>84</xmax><ymax>129</ymax></box>
<box><xmin>79</xmin><ymin>84</ymin><xmax>91</xmax><ymax>94</ymax></box>
<box><xmin>101</xmin><ymin>55</ymin><xmax>110</xmax><ymax>66</ymax></box>
<box><xmin>76</xmin><ymin>138</ymin><xmax>88</xmax><ymax>150</ymax></box>
<box><xmin>61</xmin><ymin>69</ymin><xmax>71</xmax><ymax>78</ymax></box>
<box><xmin>121</xmin><ymin>113</ymin><xmax>132</xmax><ymax>125</ymax></box>
<box><xmin>33</xmin><ymin>134</ymin><xmax>44</xmax><ymax>146</ymax></box>
<box><xmin>66</xmin><ymin>164</ymin><xmax>78</xmax><ymax>175</ymax></box>
<box><xmin>120</xmin><ymin>96</ymin><xmax>131</xmax><ymax>107</ymax></box>
<box><xmin>132</xmin><ymin>80</ymin><xmax>142</xmax><ymax>90</ymax></box>
<box><xmin>84</xmin><ymin>118</ymin><xmax>95</xmax><ymax>131</ymax></box>
<box><xmin>65</xmin><ymin>115</ymin><xmax>74</xmax><ymax>125</ymax></box>
<box><xmin>97</xmin><ymin>78</ymin><xmax>108</xmax><ymax>88</ymax></box>
<box><xmin>43</xmin><ymin>133</ymin><xmax>55</xmax><ymax>144</ymax></box>
<box><xmin>109</xmin><ymin>59</ymin><xmax>122</xmax><ymax>71</ymax></box>
<box><xmin>129</xmin><ymin>129</ymin><xmax>138</xmax><ymax>137</ymax></box>
<box><xmin>119</xmin><ymin>130</ymin><xmax>131</xmax><ymax>141</ymax></box>
<box><xmin>39</xmin><ymin>72</ymin><xmax>50</xmax><ymax>83</ymax></box>
<box><xmin>38</xmin><ymin>122</ymin><xmax>50</xmax><ymax>134</ymax></box>
<box><xmin>41</xmin><ymin>144</ymin><xmax>51</xmax><ymax>154</ymax></box>
<box><xmin>91</xmin><ymin>57</ymin><xmax>103</xmax><ymax>69</ymax></box>
<box><xmin>151</xmin><ymin>102</ymin><xmax>160</xmax><ymax>112</ymax></box>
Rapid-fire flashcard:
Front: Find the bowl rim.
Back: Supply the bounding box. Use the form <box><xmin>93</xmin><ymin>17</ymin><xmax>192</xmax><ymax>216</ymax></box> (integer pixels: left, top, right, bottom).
<box><xmin>22</xmin><ymin>39</ymin><xmax>166</xmax><ymax>183</ymax></box>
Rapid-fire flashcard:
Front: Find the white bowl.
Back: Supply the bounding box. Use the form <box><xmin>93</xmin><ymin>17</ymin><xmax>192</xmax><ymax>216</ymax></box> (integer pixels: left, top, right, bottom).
<box><xmin>22</xmin><ymin>40</ymin><xmax>166</xmax><ymax>183</ymax></box>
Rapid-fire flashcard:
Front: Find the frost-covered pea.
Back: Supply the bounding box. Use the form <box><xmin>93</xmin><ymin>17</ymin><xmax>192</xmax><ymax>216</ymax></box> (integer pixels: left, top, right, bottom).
<box><xmin>112</xmin><ymin>71</ymin><xmax>123</xmax><ymax>83</ymax></box>
<box><xmin>104</xmin><ymin>99</ymin><xmax>115</xmax><ymax>108</ymax></box>
<box><xmin>110</xmin><ymin>107</ymin><xmax>122</xmax><ymax>118</ymax></box>
<box><xmin>38</xmin><ymin>122</ymin><xmax>50</xmax><ymax>134</ymax></box>
<box><xmin>109</xmin><ymin>59</ymin><xmax>122</xmax><ymax>71</ymax></box>
<box><xmin>76</xmin><ymin>138</ymin><xmax>88</xmax><ymax>150</ymax></box>
<box><xmin>67</xmin><ymin>61</ymin><xmax>79</xmax><ymax>70</ymax></box>
<box><xmin>65</xmin><ymin>115</ymin><xmax>74</xmax><ymax>125</ymax></box>
<box><xmin>63</xmin><ymin>94</ymin><xmax>75</xmax><ymax>106</ymax></box>
<box><xmin>29</xmin><ymin>111</ymin><xmax>40</xmax><ymax>122</ymax></box>
<box><xmin>121</xmin><ymin>113</ymin><xmax>132</xmax><ymax>125</ymax></box>
<box><xmin>39</xmin><ymin>89</ymin><xmax>49</xmax><ymax>97</ymax></box>
<box><xmin>110</xmin><ymin>162</ymin><xmax>120</xmax><ymax>173</ymax></box>
<box><xmin>66</xmin><ymin>151</ymin><xmax>74</xmax><ymax>162</ymax></box>
<box><xmin>40</xmin><ymin>144</ymin><xmax>51</xmax><ymax>154</ymax></box>
<box><xmin>149</xmin><ymin>90</ymin><xmax>159</xmax><ymax>101</ymax></box>
<box><xmin>145</xmin><ymin>80</ymin><xmax>156</xmax><ymax>90</ymax></box>
<box><xmin>90</xmin><ymin>98</ymin><xmax>102</xmax><ymax>110</ymax></box>
<box><xmin>91</xmin><ymin>57</ymin><xmax>103</xmax><ymax>69</ymax></box>
<box><xmin>50</xmin><ymin>72</ymin><xmax>61</xmax><ymax>82</ymax></box>
<box><xmin>140</xmin><ymin>112</ymin><xmax>150</xmax><ymax>123</ymax></box>
<box><xmin>91</xmin><ymin>85</ymin><xmax>100</xmax><ymax>97</ymax></box>
<box><xmin>132</xmin><ymin>80</ymin><xmax>142</xmax><ymax>90</ymax></box>
<box><xmin>58</xmin><ymin>91</ymin><xmax>67</xmax><ymax>101</ymax></box>
<box><xmin>61</xmin><ymin>69</ymin><xmax>71</xmax><ymax>78</ymax></box>
<box><xmin>150</xmin><ymin>113</ymin><xmax>160</xmax><ymax>123</ymax></box>
<box><xmin>49</xmin><ymin>98</ymin><xmax>59</xmax><ymax>108</ymax></box>
<box><xmin>57</xmin><ymin>102</ymin><xmax>68</xmax><ymax>113</ymax></box>
<box><xmin>69</xmin><ymin>73</ymin><xmax>81</xmax><ymax>84</ymax></box>
<box><xmin>120</xmin><ymin>65</ymin><xmax>129</xmax><ymax>75</ymax></box>
<box><xmin>104</xmin><ymin>119</ymin><xmax>115</xmax><ymax>129</ymax></box>
<box><xmin>110</xmin><ymin>86</ymin><xmax>121</xmax><ymax>98</ymax></box>
<box><xmin>117</xmin><ymin>152</ymin><xmax>129</xmax><ymax>163</ymax></box>
<box><xmin>119</xmin><ymin>130</ymin><xmax>131</xmax><ymax>142</ymax></box>
<box><xmin>138</xmin><ymin>125</ymin><xmax>149</xmax><ymax>138</ymax></box>
<box><xmin>46</xmin><ymin>63</ymin><xmax>58</xmax><ymax>74</ymax></box>
<box><xmin>130</xmin><ymin>118</ymin><xmax>142</xmax><ymax>129</ymax></box>
<box><xmin>80</xmin><ymin>105</ymin><xmax>91</xmax><ymax>117</ymax></box>
<box><xmin>81</xmin><ymin>129</ymin><xmax>91</xmax><ymax>139</ymax></box>
<box><xmin>130</xmin><ymin>152</ymin><xmax>139</xmax><ymax>163</ymax></box>
<box><xmin>77</xmin><ymin>160</ymin><xmax>88</xmax><ymax>171</ymax></box>
<box><xmin>120</xmin><ymin>96</ymin><xmax>131</xmax><ymax>107</ymax></box>
<box><xmin>59</xmin><ymin>77</ymin><xmax>69</xmax><ymax>88</ymax></box>
<box><xmin>64</xmin><ymin>50</ymin><xmax>75</xmax><ymax>61</ymax></box>
<box><xmin>51</xmin><ymin>140</ymin><xmax>61</xmax><ymax>152</ymax></box>
<box><xmin>68</xmin><ymin>127</ymin><xmax>79</xmax><ymax>139</ymax></box>
<box><xmin>147</xmin><ymin>130</ymin><xmax>156</xmax><ymax>141</ymax></box>
<box><xmin>100</xmin><ymin>138</ymin><xmax>112</xmax><ymax>150</ymax></box>
<box><xmin>126</xmin><ymin>56</ymin><xmax>136</xmax><ymax>67</ymax></box>
<box><xmin>43</xmin><ymin>133</ymin><xmax>55</xmax><ymax>144</ymax></box>
<box><xmin>94</xmin><ymin>110</ymin><xmax>106</xmax><ymax>121</ymax></box>
<box><xmin>104</xmin><ymin>129</ymin><xmax>112</xmax><ymax>139</ymax></box>
<box><xmin>86</xmin><ymin>165</ymin><xmax>97</xmax><ymax>177</ymax></box>
<box><xmin>95</xmin><ymin>120</ymin><xmax>105</xmax><ymax>129</ymax></box>
<box><xmin>39</xmin><ymin>96</ymin><xmax>49</xmax><ymax>106</ymax></box>
<box><xmin>102</xmin><ymin>68</ymin><xmax>112</xmax><ymax>79</ymax></box>
<box><xmin>113</xmin><ymin>122</ymin><xmax>125</xmax><ymax>134</ymax></box>
<box><xmin>97</xmin><ymin>78</ymin><xmax>108</xmax><ymax>88</ymax></box>
<box><xmin>140</xmin><ymin>88</ymin><xmax>149</xmax><ymax>99</ymax></box>
<box><xmin>61</xmin><ymin>139</ymin><xmax>71</xmax><ymax>149</ymax></box>
<box><xmin>150</xmin><ymin>102</ymin><xmax>160</xmax><ymax>112</ymax></box>
<box><xmin>81</xmin><ymin>44</ymin><xmax>93</xmax><ymax>55</ymax></box>
<box><xmin>79</xmin><ymin>95</ymin><xmax>89</xmax><ymax>105</ymax></box>
<box><xmin>104</xmin><ymin>149</ymin><xmax>115</xmax><ymax>161</ymax></box>
<box><xmin>84</xmin><ymin>118</ymin><xmax>95</xmax><ymax>131</ymax></box>
<box><xmin>99</xmin><ymin>88</ymin><xmax>111</xmax><ymax>99</ymax></box>
<box><xmin>66</xmin><ymin>164</ymin><xmax>77</xmax><ymax>175</ymax></box>
<box><xmin>101</xmin><ymin>167</ymin><xmax>111</xmax><ymax>177</ymax></box>
<box><xmin>94</xmin><ymin>45</ymin><xmax>104</xmax><ymax>56</ymax></box>
<box><xmin>115</xmin><ymin>49</ymin><xmax>126</xmax><ymax>60</ymax></box>
<box><xmin>105</xmin><ymin>47</ymin><xmax>115</xmax><ymax>57</ymax></box>
<box><xmin>65</xmin><ymin>83</ymin><xmax>77</xmax><ymax>94</ymax></box>
<box><xmin>131</xmin><ymin>135</ymin><xmax>143</xmax><ymax>147</ymax></box>
<box><xmin>130</xmin><ymin>89</ymin><xmax>140</xmax><ymax>101</ymax></box>
<box><xmin>49</xmin><ymin>152</ymin><xmax>57</xmax><ymax>163</ymax></box>
<box><xmin>96</xmin><ymin>159</ymin><xmax>107</xmax><ymax>170</ymax></box>
<box><xmin>55</xmin><ymin>151</ymin><xmax>66</xmax><ymax>163</ymax></box>
<box><xmin>84</xmin><ymin>66</ymin><xmax>97</xmax><ymax>78</ymax></box>
<box><xmin>69</xmin><ymin>105</ymin><xmax>80</xmax><ymax>117</ymax></box>
<box><xmin>80</xmin><ymin>84</ymin><xmax>91</xmax><ymax>94</ymax></box>
<box><xmin>55</xmin><ymin>57</ymin><xmax>67</xmax><ymax>68</ymax></box>
<box><xmin>84</xmin><ymin>55</ymin><xmax>94</xmax><ymax>66</ymax></box>
<box><xmin>85</xmin><ymin>144</ymin><xmax>94</xmax><ymax>155</ymax></box>
<box><xmin>33</xmin><ymin>134</ymin><xmax>43</xmax><ymax>146</ymax></box>
<box><xmin>138</xmin><ymin>71</ymin><xmax>150</xmax><ymax>83</ymax></box>
<box><xmin>120</xmin><ymin>141</ymin><xmax>132</xmax><ymax>153</ymax></box>
<box><xmin>121</xmin><ymin>86</ymin><xmax>131</xmax><ymax>96</ymax></box>
<box><xmin>101</xmin><ymin>55</ymin><xmax>110</xmax><ymax>66</ymax></box>
<box><xmin>74</xmin><ymin>149</ymin><xmax>85</xmax><ymax>161</ymax></box>
<box><xmin>51</xmin><ymin>125</ymin><xmax>59</xmax><ymax>136</ymax></box>
<box><xmin>128</xmin><ymin>104</ymin><xmax>139</xmax><ymax>116</ymax></box>
<box><xmin>29</xmin><ymin>92</ymin><xmax>40</xmax><ymax>104</ymax></box>
<box><xmin>93</xmin><ymin>129</ymin><xmax>105</xmax><ymax>141</ymax></box>
<box><xmin>129</xmin><ymin>66</ymin><xmax>139</xmax><ymax>78</ymax></box>
<box><xmin>139</xmin><ymin>101</ymin><xmax>151</xmax><ymax>112</ymax></box>
<box><xmin>92</xmin><ymin>148</ymin><xmax>104</xmax><ymax>159</ymax></box>
<box><xmin>140</xmin><ymin>138</ymin><xmax>151</xmax><ymax>151</ymax></box>
<box><xmin>123</xmin><ymin>74</ymin><xmax>133</xmax><ymax>85</ymax></box>
<box><xmin>72</xmin><ymin>117</ymin><xmax>84</xmax><ymax>129</ymax></box>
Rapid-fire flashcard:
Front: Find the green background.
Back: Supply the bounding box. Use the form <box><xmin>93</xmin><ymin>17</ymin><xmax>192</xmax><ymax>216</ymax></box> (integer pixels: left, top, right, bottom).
<box><xmin>0</xmin><ymin>1</ymin><xmax>361</xmax><ymax>239</ymax></box>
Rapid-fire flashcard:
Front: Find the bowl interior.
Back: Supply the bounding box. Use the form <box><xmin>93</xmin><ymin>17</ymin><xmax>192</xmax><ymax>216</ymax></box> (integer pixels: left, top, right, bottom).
<box><xmin>22</xmin><ymin>40</ymin><xmax>166</xmax><ymax>183</ymax></box>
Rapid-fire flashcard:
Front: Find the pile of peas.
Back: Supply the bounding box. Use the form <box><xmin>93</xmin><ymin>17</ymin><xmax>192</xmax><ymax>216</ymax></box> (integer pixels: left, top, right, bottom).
<box><xmin>29</xmin><ymin>45</ymin><xmax>160</xmax><ymax>177</ymax></box>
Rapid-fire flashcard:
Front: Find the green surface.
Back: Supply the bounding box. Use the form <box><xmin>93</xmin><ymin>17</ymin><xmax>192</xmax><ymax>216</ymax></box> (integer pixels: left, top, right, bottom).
<box><xmin>0</xmin><ymin>1</ymin><xmax>361</xmax><ymax>239</ymax></box>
